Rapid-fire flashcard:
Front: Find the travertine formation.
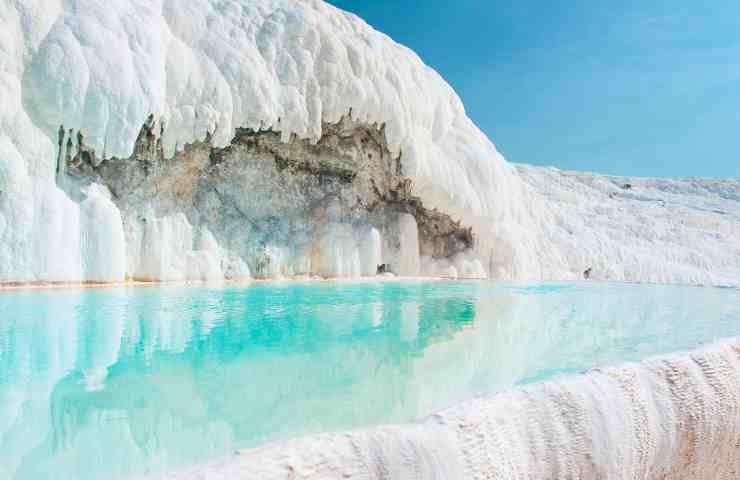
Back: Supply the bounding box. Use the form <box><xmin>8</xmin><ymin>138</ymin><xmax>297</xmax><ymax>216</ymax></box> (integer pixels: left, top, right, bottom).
<box><xmin>61</xmin><ymin>114</ymin><xmax>481</xmax><ymax>280</ymax></box>
<box><xmin>2</xmin><ymin>0</ymin><xmax>740</xmax><ymax>285</ymax></box>
<box><xmin>2</xmin><ymin>1</ymin><xmax>740</xmax><ymax>478</ymax></box>
<box><xmin>517</xmin><ymin>165</ymin><xmax>740</xmax><ymax>286</ymax></box>
<box><xmin>164</xmin><ymin>338</ymin><xmax>740</xmax><ymax>480</ymax></box>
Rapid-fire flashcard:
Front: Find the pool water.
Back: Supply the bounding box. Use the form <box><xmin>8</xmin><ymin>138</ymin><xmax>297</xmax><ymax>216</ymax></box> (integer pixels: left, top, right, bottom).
<box><xmin>0</xmin><ymin>281</ymin><xmax>738</xmax><ymax>479</ymax></box>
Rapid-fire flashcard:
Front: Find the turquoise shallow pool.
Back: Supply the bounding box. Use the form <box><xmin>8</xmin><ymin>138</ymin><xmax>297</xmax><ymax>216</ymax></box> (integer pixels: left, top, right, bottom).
<box><xmin>1</xmin><ymin>281</ymin><xmax>739</xmax><ymax>479</ymax></box>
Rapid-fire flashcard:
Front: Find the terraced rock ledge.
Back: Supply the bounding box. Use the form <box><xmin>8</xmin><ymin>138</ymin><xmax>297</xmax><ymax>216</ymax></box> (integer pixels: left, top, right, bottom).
<box><xmin>160</xmin><ymin>338</ymin><xmax>740</xmax><ymax>479</ymax></box>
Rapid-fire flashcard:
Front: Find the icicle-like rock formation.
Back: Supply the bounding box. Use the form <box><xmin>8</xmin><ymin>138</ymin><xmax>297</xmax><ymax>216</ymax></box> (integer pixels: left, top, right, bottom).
<box><xmin>164</xmin><ymin>338</ymin><xmax>740</xmax><ymax>480</ymax></box>
<box><xmin>2</xmin><ymin>0</ymin><xmax>739</xmax><ymax>284</ymax></box>
<box><xmin>0</xmin><ymin>0</ymin><xmax>540</xmax><ymax>284</ymax></box>
<box><xmin>65</xmin><ymin>113</ymin><xmax>480</xmax><ymax>281</ymax></box>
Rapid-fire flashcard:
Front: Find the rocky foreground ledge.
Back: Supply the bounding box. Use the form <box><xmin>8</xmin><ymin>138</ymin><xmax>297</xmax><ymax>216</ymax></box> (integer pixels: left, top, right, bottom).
<box><xmin>159</xmin><ymin>338</ymin><xmax>740</xmax><ymax>479</ymax></box>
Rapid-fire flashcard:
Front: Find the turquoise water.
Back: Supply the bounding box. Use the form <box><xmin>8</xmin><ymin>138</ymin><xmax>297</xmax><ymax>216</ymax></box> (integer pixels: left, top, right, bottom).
<box><xmin>0</xmin><ymin>281</ymin><xmax>739</xmax><ymax>479</ymax></box>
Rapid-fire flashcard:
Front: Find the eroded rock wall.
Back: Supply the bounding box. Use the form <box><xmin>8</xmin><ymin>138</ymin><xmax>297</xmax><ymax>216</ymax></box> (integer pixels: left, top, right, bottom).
<box><xmin>63</xmin><ymin>115</ymin><xmax>484</xmax><ymax>281</ymax></box>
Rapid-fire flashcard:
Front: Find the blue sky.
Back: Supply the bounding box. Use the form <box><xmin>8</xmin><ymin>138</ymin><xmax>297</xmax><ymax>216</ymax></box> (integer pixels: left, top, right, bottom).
<box><xmin>326</xmin><ymin>0</ymin><xmax>740</xmax><ymax>178</ymax></box>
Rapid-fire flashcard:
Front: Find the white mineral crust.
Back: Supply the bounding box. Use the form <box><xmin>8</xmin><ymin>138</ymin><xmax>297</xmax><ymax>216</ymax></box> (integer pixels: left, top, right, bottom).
<box><xmin>1</xmin><ymin>0</ymin><xmax>738</xmax><ymax>285</ymax></box>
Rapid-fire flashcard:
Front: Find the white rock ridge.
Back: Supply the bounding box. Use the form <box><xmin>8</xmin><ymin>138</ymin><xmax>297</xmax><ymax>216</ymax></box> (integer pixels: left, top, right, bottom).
<box><xmin>517</xmin><ymin>165</ymin><xmax>740</xmax><ymax>286</ymax></box>
<box><xmin>162</xmin><ymin>338</ymin><xmax>740</xmax><ymax>480</ymax></box>
<box><xmin>1</xmin><ymin>0</ymin><xmax>739</xmax><ymax>284</ymax></box>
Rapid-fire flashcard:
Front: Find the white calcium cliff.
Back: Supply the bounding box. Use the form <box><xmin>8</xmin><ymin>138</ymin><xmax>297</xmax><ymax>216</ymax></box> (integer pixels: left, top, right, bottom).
<box><xmin>1</xmin><ymin>0</ymin><xmax>739</xmax><ymax>285</ymax></box>
<box><xmin>164</xmin><ymin>338</ymin><xmax>740</xmax><ymax>480</ymax></box>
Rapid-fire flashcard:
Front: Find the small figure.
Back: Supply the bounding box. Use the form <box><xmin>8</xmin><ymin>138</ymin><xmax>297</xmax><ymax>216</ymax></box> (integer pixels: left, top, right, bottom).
<box><xmin>56</xmin><ymin>124</ymin><xmax>65</xmax><ymax>176</ymax></box>
<box><xmin>65</xmin><ymin>133</ymin><xmax>74</xmax><ymax>166</ymax></box>
<box><xmin>583</xmin><ymin>267</ymin><xmax>593</xmax><ymax>280</ymax></box>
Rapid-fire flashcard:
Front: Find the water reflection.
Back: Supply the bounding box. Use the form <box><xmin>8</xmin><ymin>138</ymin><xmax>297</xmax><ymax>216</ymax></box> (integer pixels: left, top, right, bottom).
<box><xmin>0</xmin><ymin>282</ymin><xmax>738</xmax><ymax>479</ymax></box>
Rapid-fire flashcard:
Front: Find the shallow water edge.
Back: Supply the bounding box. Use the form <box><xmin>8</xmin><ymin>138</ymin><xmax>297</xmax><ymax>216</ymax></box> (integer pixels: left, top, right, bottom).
<box><xmin>162</xmin><ymin>337</ymin><xmax>740</xmax><ymax>480</ymax></box>
<box><xmin>0</xmin><ymin>276</ymin><xmax>448</xmax><ymax>292</ymax></box>
<box><xmin>2</xmin><ymin>276</ymin><xmax>736</xmax><ymax>294</ymax></box>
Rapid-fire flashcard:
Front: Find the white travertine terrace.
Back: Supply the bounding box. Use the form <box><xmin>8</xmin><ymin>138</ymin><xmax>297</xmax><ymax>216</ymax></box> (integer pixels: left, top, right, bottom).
<box><xmin>164</xmin><ymin>338</ymin><xmax>740</xmax><ymax>480</ymax></box>
<box><xmin>517</xmin><ymin>165</ymin><xmax>740</xmax><ymax>286</ymax></box>
<box><xmin>4</xmin><ymin>0</ymin><xmax>738</xmax><ymax>285</ymax></box>
<box><xmin>2</xmin><ymin>1</ymin><xmax>740</xmax><ymax>474</ymax></box>
<box><xmin>0</xmin><ymin>0</ymin><xmax>533</xmax><ymax>283</ymax></box>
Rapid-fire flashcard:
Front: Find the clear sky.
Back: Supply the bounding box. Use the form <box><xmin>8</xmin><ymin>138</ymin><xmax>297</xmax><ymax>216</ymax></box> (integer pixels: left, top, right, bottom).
<box><xmin>326</xmin><ymin>0</ymin><xmax>740</xmax><ymax>178</ymax></box>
